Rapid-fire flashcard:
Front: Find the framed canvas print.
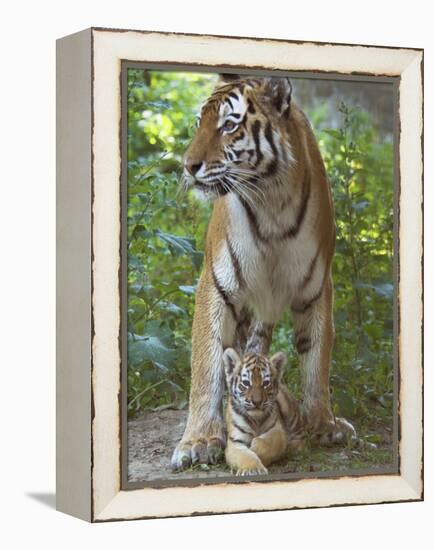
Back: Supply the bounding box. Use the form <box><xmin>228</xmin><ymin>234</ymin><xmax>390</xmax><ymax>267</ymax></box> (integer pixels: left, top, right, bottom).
<box><xmin>56</xmin><ymin>27</ymin><xmax>423</xmax><ymax>522</ymax></box>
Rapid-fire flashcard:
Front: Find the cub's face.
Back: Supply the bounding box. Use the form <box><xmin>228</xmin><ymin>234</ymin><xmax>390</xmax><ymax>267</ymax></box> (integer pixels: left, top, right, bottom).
<box><xmin>223</xmin><ymin>348</ymin><xmax>287</xmax><ymax>413</ymax></box>
<box><xmin>183</xmin><ymin>77</ymin><xmax>293</xmax><ymax>201</ymax></box>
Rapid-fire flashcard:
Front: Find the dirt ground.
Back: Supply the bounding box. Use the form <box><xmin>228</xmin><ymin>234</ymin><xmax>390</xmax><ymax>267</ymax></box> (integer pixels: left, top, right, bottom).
<box><xmin>128</xmin><ymin>410</ymin><xmax>229</xmax><ymax>481</ymax></box>
<box><xmin>127</xmin><ymin>409</ymin><xmax>395</xmax><ymax>483</ymax></box>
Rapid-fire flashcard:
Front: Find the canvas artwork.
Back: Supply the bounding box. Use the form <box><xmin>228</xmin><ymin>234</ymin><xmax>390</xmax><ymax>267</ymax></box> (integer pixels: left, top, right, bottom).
<box><xmin>123</xmin><ymin>68</ymin><xmax>397</xmax><ymax>486</ymax></box>
<box><xmin>56</xmin><ymin>28</ymin><xmax>423</xmax><ymax>521</ymax></box>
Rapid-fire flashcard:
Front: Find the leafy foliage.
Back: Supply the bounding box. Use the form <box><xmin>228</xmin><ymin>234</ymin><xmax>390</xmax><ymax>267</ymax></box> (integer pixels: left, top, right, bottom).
<box><xmin>127</xmin><ymin>70</ymin><xmax>215</xmax><ymax>414</ymax></box>
<box><xmin>126</xmin><ymin>70</ymin><xmax>394</xmax><ymax>434</ymax></box>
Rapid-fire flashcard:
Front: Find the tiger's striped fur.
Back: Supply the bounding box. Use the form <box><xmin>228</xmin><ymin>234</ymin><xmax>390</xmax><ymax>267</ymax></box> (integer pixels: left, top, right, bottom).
<box><xmin>223</xmin><ymin>349</ymin><xmax>305</xmax><ymax>475</ymax></box>
<box><xmin>171</xmin><ymin>75</ymin><xmax>355</xmax><ymax>471</ymax></box>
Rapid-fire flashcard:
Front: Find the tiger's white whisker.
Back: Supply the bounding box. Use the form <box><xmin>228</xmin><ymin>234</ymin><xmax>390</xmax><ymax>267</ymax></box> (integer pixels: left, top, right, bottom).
<box><xmin>227</xmin><ymin>176</ymin><xmax>257</xmax><ymax>210</ymax></box>
<box><xmin>228</xmin><ymin>173</ymin><xmax>266</xmax><ymax>206</ymax></box>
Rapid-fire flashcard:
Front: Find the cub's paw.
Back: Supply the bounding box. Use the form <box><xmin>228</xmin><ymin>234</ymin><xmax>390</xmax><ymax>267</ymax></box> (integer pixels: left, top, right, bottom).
<box><xmin>233</xmin><ymin>455</ymin><xmax>268</xmax><ymax>476</ymax></box>
<box><xmin>171</xmin><ymin>436</ymin><xmax>225</xmax><ymax>471</ymax></box>
<box><xmin>250</xmin><ymin>437</ymin><xmax>268</xmax><ymax>457</ymax></box>
<box><xmin>236</xmin><ymin>464</ymin><xmax>268</xmax><ymax>476</ymax></box>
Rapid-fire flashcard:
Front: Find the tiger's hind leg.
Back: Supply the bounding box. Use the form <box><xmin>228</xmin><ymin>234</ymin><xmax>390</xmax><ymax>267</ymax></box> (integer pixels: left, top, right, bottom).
<box><xmin>291</xmin><ymin>274</ymin><xmax>356</xmax><ymax>445</ymax></box>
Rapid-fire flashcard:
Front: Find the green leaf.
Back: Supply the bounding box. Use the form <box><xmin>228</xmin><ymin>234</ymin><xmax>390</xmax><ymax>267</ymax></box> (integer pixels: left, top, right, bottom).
<box><xmin>179</xmin><ymin>285</ymin><xmax>196</xmax><ymax>295</ymax></box>
<box><xmin>352</xmin><ymin>200</ymin><xmax>370</xmax><ymax>211</ymax></box>
<box><xmin>144</xmin><ymin>100</ymin><xmax>172</xmax><ymax>110</ymax></box>
<box><xmin>128</xmin><ymin>334</ymin><xmax>177</xmax><ymax>367</ymax></box>
<box><xmin>143</xmin><ymin>320</ymin><xmax>173</xmax><ymax>344</ymax></box>
<box><xmin>322</xmin><ymin>128</ymin><xmax>342</xmax><ymax>139</ymax></box>
<box><xmin>155</xmin><ymin>230</ymin><xmax>203</xmax><ymax>268</ymax></box>
<box><xmin>159</xmin><ymin>302</ymin><xmax>186</xmax><ymax>316</ymax></box>
<box><xmin>155</xmin><ymin>230</ymin><xmax>192</xmax><ymax>252</ymax></box>
<box><xmin>373</xmin><ymin>282</ymin><xmax>393</xmax><ymax>299</ymax></box>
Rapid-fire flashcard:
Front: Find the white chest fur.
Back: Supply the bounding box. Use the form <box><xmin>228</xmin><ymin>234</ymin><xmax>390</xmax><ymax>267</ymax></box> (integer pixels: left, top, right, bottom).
<box><xmin>213</xmin><ymin>194</ymin><xmax>323</xmax><ymax>324</ymax></box>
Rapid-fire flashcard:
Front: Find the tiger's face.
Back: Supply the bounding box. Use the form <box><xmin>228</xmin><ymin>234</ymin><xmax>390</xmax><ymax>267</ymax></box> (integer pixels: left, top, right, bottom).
<box><xmin>223</xmin><ymin>348</ymin><xmax>287</xmax><ymax>413</ymax></box>
<box><xmin>183</xmin><ymin>76</ymin><xmax>293</xmax><ymax>201</ymax></box>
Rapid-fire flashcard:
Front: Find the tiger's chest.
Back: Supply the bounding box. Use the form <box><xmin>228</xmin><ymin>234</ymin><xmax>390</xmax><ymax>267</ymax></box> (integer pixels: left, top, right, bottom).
<box><xmin>243</xmin><ymin>244</ymin><xmax>304</xmax><ymax>323</ymax></box>
<box><xmin>217</xmin><ymin>194</ymin><xmax>321</xmax><ymax>323</ymax></box>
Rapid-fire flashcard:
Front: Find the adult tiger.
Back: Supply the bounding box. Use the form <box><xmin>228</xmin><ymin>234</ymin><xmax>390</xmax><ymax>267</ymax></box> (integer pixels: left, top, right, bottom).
<box><xmin>171</xmin><ymin>75</ymin><xmax>355</xmax><ymax>470</ymax></box>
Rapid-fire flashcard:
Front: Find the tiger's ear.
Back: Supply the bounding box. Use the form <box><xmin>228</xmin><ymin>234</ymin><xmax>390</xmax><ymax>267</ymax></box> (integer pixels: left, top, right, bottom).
<box><xmin>270</xmin><ymin>352</ymin><xmax>287</xmax><ymax>379</ymax></box>
<box><xmin>218</xmin><ymin>73</ymin><xmax>241</xmax><ymax>84</ymax></box>
<box><xmin>265</xmin><ymin>77</ymin><xmax>293</xmax><ymax>118</ymax></box>
<box><xmin>223</xmin><ymin>348</ymin><xmax>241</xmax><ymax>380</ymax></box>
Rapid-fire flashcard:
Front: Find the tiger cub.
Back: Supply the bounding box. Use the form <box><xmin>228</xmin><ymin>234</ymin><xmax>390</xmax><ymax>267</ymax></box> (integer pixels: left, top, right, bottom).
<box><xmin>223</xmin><ymin>348</ymin><xmax>305</xmax><ymax>475</ymax></box>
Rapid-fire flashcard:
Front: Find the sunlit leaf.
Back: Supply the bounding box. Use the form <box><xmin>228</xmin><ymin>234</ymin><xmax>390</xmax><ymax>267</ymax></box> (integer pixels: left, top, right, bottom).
<box><xmin>179</xmin><ymin>285</ymin><xmax>196</xmax><ymax>295</ymax></box>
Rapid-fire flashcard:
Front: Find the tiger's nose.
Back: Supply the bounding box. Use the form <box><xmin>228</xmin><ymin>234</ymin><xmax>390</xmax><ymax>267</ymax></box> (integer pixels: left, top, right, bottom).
<box><xmin>185</xmin><ymin>160</ymin><xmax>203</xmax><ymax>176</ymax></box>
<box><xmin>251</xmin><ymin>392</ymin><xmax>263</xmax><ymax>408</ymax></box>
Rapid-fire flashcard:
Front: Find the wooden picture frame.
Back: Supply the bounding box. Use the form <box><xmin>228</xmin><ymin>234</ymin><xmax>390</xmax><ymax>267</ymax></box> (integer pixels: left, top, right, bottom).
<box><xmin>56</xmin><ymin>27</ymin><xmax>423</xmax><ymax>522</ymax></box>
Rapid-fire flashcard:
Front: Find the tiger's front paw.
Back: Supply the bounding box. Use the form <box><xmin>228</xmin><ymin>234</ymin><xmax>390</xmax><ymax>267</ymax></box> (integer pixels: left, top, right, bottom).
<box><xmin>171</xmin><ymin>434</ymin><xmax>225</xmax><ymax>471</ymax></box>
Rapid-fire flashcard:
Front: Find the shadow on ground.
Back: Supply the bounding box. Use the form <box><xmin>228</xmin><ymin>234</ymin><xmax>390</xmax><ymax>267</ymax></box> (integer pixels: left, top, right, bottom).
<box><xmin>26</xmin><ymin>492</ymin><xmax>56</xmax><ymax>509</ymax></box>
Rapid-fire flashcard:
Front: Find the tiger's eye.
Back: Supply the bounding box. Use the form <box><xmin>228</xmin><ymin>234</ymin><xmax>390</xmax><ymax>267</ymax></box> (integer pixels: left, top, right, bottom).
<box><xmin>223</xmin><ymin>120</ymin><xmax>236</xmax><ymax>132</ymax></box>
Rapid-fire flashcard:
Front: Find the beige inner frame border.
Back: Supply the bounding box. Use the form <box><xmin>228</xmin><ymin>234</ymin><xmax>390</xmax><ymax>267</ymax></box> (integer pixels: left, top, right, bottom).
<box><xmin>91</xmin><ymin>29</ymin><xmax>423</xmax><ymax>521</ymax></box>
